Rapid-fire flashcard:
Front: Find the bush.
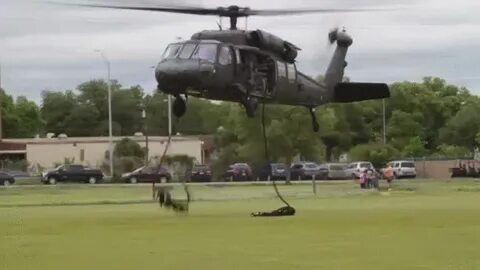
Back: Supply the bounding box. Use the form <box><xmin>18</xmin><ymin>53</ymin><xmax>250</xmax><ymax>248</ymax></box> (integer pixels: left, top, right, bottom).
<box><xmin>102</xmin><ymin>156</ymin><xmax>144</xmax><ymax>182</ymax></box>
<box><xmin>0</xmin><ymin>159</ymin><xmax>29</xmax><ymax>172</ymax></box>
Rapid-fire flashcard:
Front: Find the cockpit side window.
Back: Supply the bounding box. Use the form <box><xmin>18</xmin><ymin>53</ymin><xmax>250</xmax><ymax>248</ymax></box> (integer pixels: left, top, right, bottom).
<box><xmin>191</xmin><ymin>44</ymin><xmax>218</xmax><ymax>63</ymax></box>
<box><xmin>277</xmin><ymin>61</ymin><xmax>287</xmax><ymax>78</ymax></box>
<box><xmin>179</xmin><ymin>43</ymin><xmax>197</xmax><ymax>59</ymax></box>
<box><xmin>218</xmin><ymin>46</ymin><xmax>233</xmax><ymax>65</ymax></box>
<box><xmin>287</xmin><ymin>63</ymin><xmax>297</xmax><ymax>82</ymax></box>
<box><xmin>162</xmin><ymin>44</ymin><xmax>182</xmax><ymax>59</ymax></box>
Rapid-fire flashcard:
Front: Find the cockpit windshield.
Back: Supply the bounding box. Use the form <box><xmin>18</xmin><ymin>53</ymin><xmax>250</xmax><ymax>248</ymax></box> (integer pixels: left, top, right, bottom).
<box><xmin>161</xmin><ymin>43</ymin><xmax>218</xmax><ymax>62</ymax></box>
<box><xmin>162</xmin><ymin>44</ymin><xmax>182</xmax><ymax>59</ymax></box>
<box><xmin>191</xmin><ymin>44</ymin><xmax>218</xmax><ymax>62</ymax></box>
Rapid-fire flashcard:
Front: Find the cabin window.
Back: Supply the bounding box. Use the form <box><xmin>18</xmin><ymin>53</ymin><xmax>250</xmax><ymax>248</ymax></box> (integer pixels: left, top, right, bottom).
<box><xmin>277</xmin><ymin>61</ymin><xmax>287</xmax><ymax>78</ymax></box>
<box><xmin>219</xmin><ymin>46</ymin><xmax>233</xmax><ymax>65</ymax></box>
<box><xmin>287</xmin><ymin>63</ymin><xmax>296</xmax><ymax>82</ymax></box>
<box><xmin>162</xmin><ymin>44</ymin><xmax>182</xmax><ymax>59</ymax></box>
<box><xmin>191</xmin><ymin>44</ymin><xmax>218</xmax><ymax>63</ymax></box>
<box><xmin>179</xmin><ymin>43</ymin><xmax>197</xmax><ymax>59</ymax></box>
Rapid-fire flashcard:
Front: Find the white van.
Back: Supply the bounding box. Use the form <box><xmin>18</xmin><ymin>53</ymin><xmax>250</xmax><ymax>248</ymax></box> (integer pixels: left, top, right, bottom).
<box><xmin>385</xmin><ymin>160</ymin><xmax>416</xmax><ymax>179</ymax></box>
<box><xmin>345</xmin><ymin>161</ymin><xmax>374</xmax><ymax>179</ymax></box>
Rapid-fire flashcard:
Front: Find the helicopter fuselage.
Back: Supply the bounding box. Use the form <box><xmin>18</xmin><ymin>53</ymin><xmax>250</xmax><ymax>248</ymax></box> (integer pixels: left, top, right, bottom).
<box><xmin>155</xmin><ymin>28</ymin><xmax>389</xmax><ymax>131</ymax></box>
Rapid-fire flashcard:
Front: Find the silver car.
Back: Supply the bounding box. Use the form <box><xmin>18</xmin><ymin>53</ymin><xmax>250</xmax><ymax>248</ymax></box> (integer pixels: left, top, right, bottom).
<box><xmin>325</xmin><ymin>163</ymin><xmax>347</xmax><ymax>180</ymax></box>
<box><xmin>290</xmin><ymin>162</ymin><xmax>328</xmax><ymax>180</ymax></box>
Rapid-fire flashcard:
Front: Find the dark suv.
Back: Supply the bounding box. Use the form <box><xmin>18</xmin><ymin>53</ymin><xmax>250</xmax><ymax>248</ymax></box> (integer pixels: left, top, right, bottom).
<box><xmin>190</xmin><ymin>165</ymin><xmax>212</xmax><ymax>182</ymax></box>
<box><xmin>121</xmin><ymin>166</ymin><xmax>171</xmax><ymax>184</ymax></box>
<box><xmin>256</xmin><ymin>163</ymin><xmax>290</xmax><ymax>181</ymax></box>
<box><xmin>223</xmin><ymin>163</ymin><xmax>254</xmax><ymax>181</ymax></box>
<box><xmin>290</xmin><ymin>162</ymin><xmax>328</xmax><ymax>180</ymax></box>
<box><xmin>41</xmin><ymin>165</ymin><xmax>104</xmax><ymax>185</ymax></box>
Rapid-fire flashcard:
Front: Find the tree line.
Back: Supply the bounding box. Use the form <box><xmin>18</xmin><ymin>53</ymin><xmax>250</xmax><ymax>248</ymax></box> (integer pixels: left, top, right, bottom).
<box><xmin>1</xmin><ymin>76</ymin><xmax>479</xmax><ymax>169</ymax></box>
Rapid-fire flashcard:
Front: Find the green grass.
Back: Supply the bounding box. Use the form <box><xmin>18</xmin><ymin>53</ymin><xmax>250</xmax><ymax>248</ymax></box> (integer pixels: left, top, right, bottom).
<box><xmin>2</xmin><ymin>180</ymin><xmax>480</xmax><ymax>270</ymax></box>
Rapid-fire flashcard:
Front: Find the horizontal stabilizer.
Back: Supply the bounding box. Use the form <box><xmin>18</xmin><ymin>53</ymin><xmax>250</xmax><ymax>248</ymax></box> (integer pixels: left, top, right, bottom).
<box><xmin>333</xmin><ymin>82</ymin><xmax>390</xmax><ymax>103</ymax></box>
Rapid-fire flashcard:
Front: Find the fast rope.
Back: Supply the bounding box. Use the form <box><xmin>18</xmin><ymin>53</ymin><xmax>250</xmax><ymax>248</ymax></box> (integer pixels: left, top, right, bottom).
<box><xmin>154</xmin><ymin>109</ymin><xmax>191</xmax><ymax>212</ymax></box>
<box><xmin>251</xmin><ymin>102</ymin><xmax>295</xmax><ymax>217</ymax></box>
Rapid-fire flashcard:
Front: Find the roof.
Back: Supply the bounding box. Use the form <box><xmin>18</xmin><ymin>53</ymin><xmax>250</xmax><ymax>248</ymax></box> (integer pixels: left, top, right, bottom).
<box><xmin>1</xmin><ymin>136</ymin><xmax>203</xmax><ymax>145</ymax></box>
<box><xmin>0</xmin><ymin>141</ymin><xmax>26</xmax><ymax>151</ymax></box>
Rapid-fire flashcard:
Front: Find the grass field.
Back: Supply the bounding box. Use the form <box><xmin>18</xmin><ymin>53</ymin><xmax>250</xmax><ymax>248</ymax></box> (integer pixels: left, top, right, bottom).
<box><xmin>2</xmin><ymin>180</ymin><xmax>480</xmax><ymax>270</ymax></box>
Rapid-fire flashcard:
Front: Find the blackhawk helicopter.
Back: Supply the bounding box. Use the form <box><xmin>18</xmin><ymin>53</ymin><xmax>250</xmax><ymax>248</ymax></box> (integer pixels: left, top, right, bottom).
<box><xmin>75</xmin><ymin>3</ymin><xmax>390</xmax><ymax>132</ymax></box>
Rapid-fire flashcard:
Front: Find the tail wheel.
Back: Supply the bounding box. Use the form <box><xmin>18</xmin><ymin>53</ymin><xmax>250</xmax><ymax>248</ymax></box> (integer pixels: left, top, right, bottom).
<box><xmin>48</xmin><ymin>177</ymin><xmax>57</xmax><ymax>185</ymax></box>
<box><xmin>129</xmin><ymin>177</ymin><xmax>138</xmax><ymax>184</ymax></box>
<box><xmin>173</xmin><ymin>96</ymin><xmax>187</xmax><ymax>118</ymax></box>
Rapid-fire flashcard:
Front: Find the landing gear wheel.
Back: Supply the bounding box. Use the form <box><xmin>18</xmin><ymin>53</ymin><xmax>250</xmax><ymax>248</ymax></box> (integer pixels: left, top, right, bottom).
<box><xmin>309</xmin><ymin>107</ymin><xmax>320</xmax><ymax>132</ymax></box>
<box><xmin>244</xmin><ymin>97</ymin><xmax>258</xmax><ymax>118</ymax></box>
<box><xmin>173</xmin><ymin>96</ymin><xmax>187</xmax><ymax>118</ymax></box>
<box><xmin>48</xmin><ymin>177</ymin><xmax>57</xmax><ymax>185</ymax></box>
<box><xmin>88</xmin><ymin>177</ymin><xmax>97</xmax><ymax>185</ymax></box>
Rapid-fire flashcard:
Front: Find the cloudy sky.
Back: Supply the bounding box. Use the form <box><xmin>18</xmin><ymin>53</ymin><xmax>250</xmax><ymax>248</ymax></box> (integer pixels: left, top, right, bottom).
<box><xmin>1</xmin><ymin>0</ymin><xmax>480</xmax><ymax>103</ymax></box>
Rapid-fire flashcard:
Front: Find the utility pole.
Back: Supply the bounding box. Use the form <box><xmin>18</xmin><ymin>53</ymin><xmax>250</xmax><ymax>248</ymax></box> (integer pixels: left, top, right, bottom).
<box><xmin>142</xmin><ymin>109</ymin><xmax>149</xmax><ymax>165</ymax></box>
<box><xmin>168</xmin><ymin>95</ymin><xmax>172</xmax><ymax>136</ymax></box>
<box><xmin>96</xmin><ymin>50</ymin><xmax>114</xmax><ymax>177</ymax></box>
<box><xmin>383</xmin><ymin>99</ymin><xmax>386</xmax><ymax>144</ymax></box>
<box><xmin>0</xmin><ymin>59</ymin><xmax>3</xmax><ymax>141</ymax></box>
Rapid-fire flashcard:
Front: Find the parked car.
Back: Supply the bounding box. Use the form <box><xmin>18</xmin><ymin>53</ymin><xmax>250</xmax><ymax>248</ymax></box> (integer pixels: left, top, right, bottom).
<box><xmin>383</xmin><ymin>160</ymin><xmax>417</xmax><ymax>179</ymax></box>
<box><xmin>5</xmin><ymin>170</ymin><xmax>29</xmax><ymax>178</ymax></box>
<box><xmin>0</xmin><ymin>172</ymin><xmax>15</xmax><ymax>186</ymax></box>
<box><xmin>41</xmin><ymin>165</ymin><xmax>104</xmax><ymax>185</ymax></box>
<box><xmin>121</xmin><ymin>166</ymin><xmax>171</xmax><ymax>184</ymax></box>
<box><xmin>325</xmin><ymin>163</ymin><xmax>347</xmax><ymax>180</ymax></box>
<box><xmin>345</xmin><ymin>161</ymin><xmax>375</xmax><ymax>179</ymax></box>
<box><xmin>290</xmin><ymin>162</ymin><xmax>328</xmax><ymax>180</ymax></box>
<box><xmin>256</xmin><ymin>163</ymin><xmax>290</xmax><ymax>181</ymax></box>
<box><xmin>189</xmin><ymin>164</ymin><xmax>212</xmax><ymax>182</ymax></box>
<box><xmin>223</xmin><ymin>163</ymin><xmax>254</xmax><ymax>181</ymax></box>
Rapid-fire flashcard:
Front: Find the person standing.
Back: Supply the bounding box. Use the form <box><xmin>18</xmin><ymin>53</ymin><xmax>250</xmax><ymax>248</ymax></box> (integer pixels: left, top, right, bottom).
<box><xmin>359</xmin><ymin>169</ymin><xmax>367</xmax><ymax>189</ymax></box>
<box><xmin>384</xmin><ymin>164</ymin><xmax>394</xmax><ymax>191</ymax></box>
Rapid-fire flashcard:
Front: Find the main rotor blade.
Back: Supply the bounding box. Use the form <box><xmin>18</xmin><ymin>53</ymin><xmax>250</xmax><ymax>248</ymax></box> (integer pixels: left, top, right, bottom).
<box><xmin>64</xmin><ymin>3</ymin><xmax>390</xmax><ymax>17</ymax></box>
<box><xmin>247</xmin><ymin>8</ymin><xmax>384</xmax><ymax>16</ymax></box>
<box><xmin>70</xmin><ymin>3</ymin><xmax>221</xmax><ymax>15</ymax></box>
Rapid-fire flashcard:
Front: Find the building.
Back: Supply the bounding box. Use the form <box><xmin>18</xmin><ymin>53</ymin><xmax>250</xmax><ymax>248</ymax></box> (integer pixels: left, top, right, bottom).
<box><xmin>0</xmin><ymin>135</ymin><xmax>207</xmax><ymax>171</ymax></box>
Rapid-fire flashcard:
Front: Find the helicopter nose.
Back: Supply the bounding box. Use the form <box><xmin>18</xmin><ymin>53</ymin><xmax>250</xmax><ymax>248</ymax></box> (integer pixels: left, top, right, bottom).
<box><xmin>155</xmin><ymin>60</ymin><xmax>215</xmax><ymax>88</ymax></box>
<box><xmin>155</xmin><ymin>60</ymin><xmax>215</xmax><ymax>90</ymax></box>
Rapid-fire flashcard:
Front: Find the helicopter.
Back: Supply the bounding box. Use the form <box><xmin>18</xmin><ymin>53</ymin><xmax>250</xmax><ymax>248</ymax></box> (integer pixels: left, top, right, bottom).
<box><xmin>74</xmin><ymin>3</ymin><xmax>391</xmax><ymax>132</ymax></box>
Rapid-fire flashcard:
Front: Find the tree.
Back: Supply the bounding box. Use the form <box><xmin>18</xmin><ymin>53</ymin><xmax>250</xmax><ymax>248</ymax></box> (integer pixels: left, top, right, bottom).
<box><xmin>439</xmin><ymin>101</ymin><xmax>480</xmax><ymax>149</ymax></box>
<box><xmin>349</xmin><ymin>143</ymin><xmax>399</xmax><ymax>168</ymax></box>
<box><xmin>387</xmin><ymin>110</ymin><xmax>425</xmax><ymax>150</ymax></box>
<box><xmin>1</xmin><ymin>90</ymin><xmax>43</xmax><ymax>138</ymax></box>
<box><xmin>402</xmin><ymin>136</ymin><xmax>429</xmax><ymax>158</ymax></box>
<box><xmin>113</xmin><ymin>138</ymin><xmax>144</xmax><ymax>158</ymax></box>
<box><xmin>433</xmin><ymin>144</ymin><xmax>472</xmax><ymax>158</ymax></box>
<box><xmin>65</xmin><ymin>103</ymin><xmax>101</xmax><ymax>137</ymax></box>
<box><xmin>41</xmin><ymin>90</ymin><xmax>77</xmax><ymax>135</ymax></box>
<box><xmin>111</xmin><ymin>85</ymin><xmax>144</xmax><ymax>136</ymax></box>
